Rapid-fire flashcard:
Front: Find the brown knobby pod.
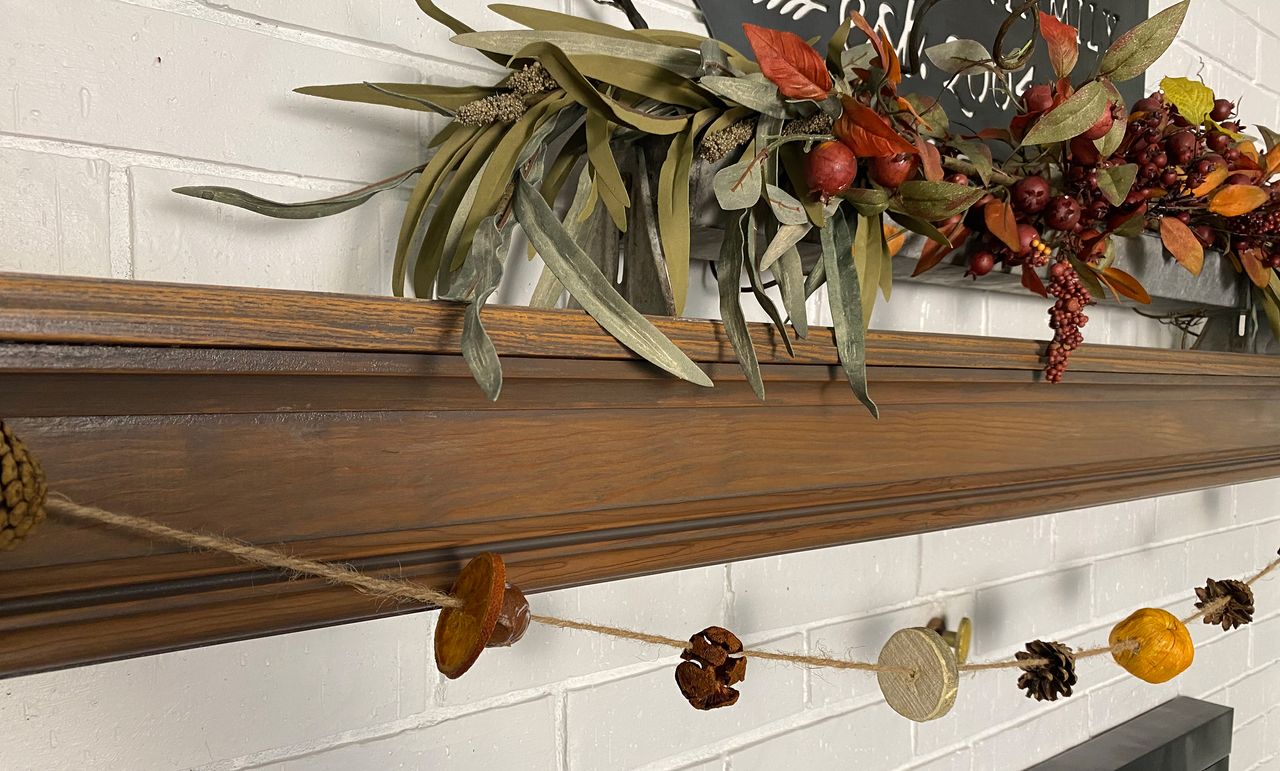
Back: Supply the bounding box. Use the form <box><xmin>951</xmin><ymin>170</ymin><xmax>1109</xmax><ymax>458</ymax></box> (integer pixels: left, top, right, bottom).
<box><xmin>675</xmin><ymin>626</ymin><xmax>747</xmax><ymax>710</ymax></box>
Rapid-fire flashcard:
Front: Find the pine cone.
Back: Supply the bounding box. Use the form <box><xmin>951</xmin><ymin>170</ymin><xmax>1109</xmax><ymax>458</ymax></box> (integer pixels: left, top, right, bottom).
<box><xmin>1016</xmin><ymin>640</ymin><xmax>1077</xmax><ymax>702</ymax></box>
<box><xmin>675</xmin><ymin>626</ymin><xmax>747</xmax><ymax>710</ymax></box>
<box><xmin>1195</xmin><ymin>578</ymin><xmax>1254</xmax><ymax>631</ymax></box>
<box><xmin>0</xmin><ymin>421</ymin><xmax>47</xmax><ymax>550</ymax></box>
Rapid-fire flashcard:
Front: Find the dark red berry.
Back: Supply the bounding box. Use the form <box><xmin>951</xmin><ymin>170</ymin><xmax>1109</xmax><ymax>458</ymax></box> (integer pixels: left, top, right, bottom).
<box><xmin>1210</xmin><ymin>98</ymin><xmax>1235</xmax><ymax>122</ymax></box>
<box><xmin>1045</xmin><ymin>195</ymin><xmax>1082</xmax><ymax>231</ymax></box>
<box><xmin>1017</xmin><ymin>224</ymin><xmax>1040</xmax><ymax>255</ymax></box>
<box><xmin>1193</xmin><ymin>225</ymin><xmax>1215</xmax><ymax>247</ymax></box>
<box><xmin>967</xmin><ymin>250</ymin><xmax>996</xmax><ymax>277</ymax></box>
<box><xmin>1013</xmin><ymin>176</ymin><xmax>1051</xmax><ymax>214</ymax></box>
<box><xmin>1207</xmin><ymin>132</ymin><xmax>1232</xmax><ymax>153</ymax></box>
<box><xmin>1082</xmin><ymin>103</ymin><xmax>1115</xmax><ymax>140</ymax></box>
<box><xmin>804</xmin><ymin>141</ymin><xmax>858</xmax><ymax>201</ymax></box>
<box><xmin>945</xmin><ymin>173</ymin><xmax>970</xmax><ymax>186</ymax></box>
<box><xmin>869</xmin><ymin>153</ymin><xmax>916</xmax><ymax>188</ymax></box>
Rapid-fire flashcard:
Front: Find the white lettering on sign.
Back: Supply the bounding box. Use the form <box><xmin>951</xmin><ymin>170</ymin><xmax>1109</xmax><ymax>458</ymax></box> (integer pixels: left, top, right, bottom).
<box><xmin>753</xmin><ymin>0</ymin><xmax>830</xmax><ymax>21</ymax></box>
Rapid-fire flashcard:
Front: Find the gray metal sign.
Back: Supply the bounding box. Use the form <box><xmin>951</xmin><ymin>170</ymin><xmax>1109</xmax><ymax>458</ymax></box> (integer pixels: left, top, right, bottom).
<box><xmin>692</xmin><ymin>0</ymin><xmax>1148</xmax><ymax>130</ymax></box>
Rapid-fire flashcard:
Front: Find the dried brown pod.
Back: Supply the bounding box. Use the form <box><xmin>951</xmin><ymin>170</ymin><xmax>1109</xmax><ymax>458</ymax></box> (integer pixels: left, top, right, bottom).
<box><xmin>434</xmin><ymin>553</ymin><xmax>531</xmax><ymax>679</ymax></box>
<box><xmin>0</xmin><ymin>420</ymin><xmax>47</xmax><ymax>551</ymax></box>
<box><xmin>1016</xmin><ymin>640</ymin><xmax>1077</xmax><ymax>702</ymax></box>
<box><xmin>675</xmin><ymin>626</ymin><xmax>747</xmax><ymax>710</ymax></box>
<box><xmin>1195</xmin><ymin>578</ymin><xmax>1255</xmax><ymax>631</ymax></box>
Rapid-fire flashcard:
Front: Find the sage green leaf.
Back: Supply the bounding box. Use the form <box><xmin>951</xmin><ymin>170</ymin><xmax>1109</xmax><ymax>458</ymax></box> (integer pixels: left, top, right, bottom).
<box><xmin>718</xmin><ymin>211</ymin><xmax>765</xmax><ymax>399</ymax></box>
<box><xmin>586</xmin><ymin>112</ymin><xmax>630</xmax><ymax>232</ymax></box>
<box><xmin>557</xmin><ymin>54</ymin><xmax>712</xmax><ymax>109</ymax></box>
<box><xmin>841</xmin><ymin>187</ymin><xmax>890</xmax><ymax>217</ymax></box>
<box><xmin>714</xmin><ymin>152</ymin><xmax>764</xmax><ymax>210</ymax></box>
<box><xmin>895</xmin><ymin>181</ymin><xmax>986</xmax><ymax>222</ymax></box>
<box><xmin>902</xmin><ymin>93</ymin><xmax>950</xmax><ymax>138</ymax></box>
<box><xmin>948</xmin><ymin>138</ymin><xmax>993</xmax><ymax>185</ymax></box>
<box><xmin>514</xmin><ymin>177</ymin><xmax>712</xmax><ymax>387</ymax></box>
<box><xmin>1094</xmin><ymin>107</ymin><xmax>1128</xmax><ymax>157</ymax></box>
<box><xmin>760</xmin><ymin>222</ymin><xmax>811</xmax><ymax>271</ymax></box>
<box><xmin>1099</xmin><ymin>1</ymin><xmax>1190</xmax><ymax>82</ymax></box>
<box><xmin>392</xmin><ymin>124</ymin><xmax>480</xmax><ymax>295</ymax></box>
<box><xmin>489</xmin><ymin>5</ymin><xmax>647</xmax><ymax>40</ymax></box>
<box><xmin>846</xmin><ymin>211</ymin><xmax>878</xmax><ymax>323</ymax></box>
<box><xmin>174</xmin><ymin>163</ymin><xmax>424</xmax><ymax>220</ymax></box>
<box><xmin>414</xmin><ymin>124</ymin><xmax>505</xmax><ymax>297</ymax></box>
<box><xmin>1260</xmin><ymin>126</ymin><xmax>1280</xmax><ymax>154</ymax></box>
<box><xmin>766</xmin><ymin>184</ymin><xmax>809</xmax><ymax>225</ymax></box>
<box><xmin>530</xmin><ymin>264</ymin><xmax>566</xmax><ymax>307</ymax></box>
<box><xmin>659</xmin><ymin>109</ymin><xmax>719</xmax><ymax>314</ymax></box>
<box><xmin>295</xmin><ymin>82</ymin><xmax>493</xmax><ymax>114</ymax></box>
<box><xmin>889</xmin><ymin>211</ymin><xmax>950</xmax><ymax>248</ymax></box>
<box><xmin>822</xmin><ymin>212</ymin><xmax>878</xmax><ymax>416</ymax></box>
<box><xmin>771</xmin><ymin>244</ymin><xmax>809</xmax><ymax>338</ymax></box>
<box><xmin>744</xmin><ymin>210</ymin><xmax>794</xmax><ymax>358</ymax></box>
<box><xmin>1021</xmin><ymin>80</ymin><xmax>1110</xmax><ymax>146</ymax></box>
<box><xmin>620</xmin><ymin>150</ymin><xmax>676</xmax><ymax>315</ymax></box>
<box><xmin>513</xmin><ymin>42</ymin><xmax>689</xmax><ymax>136</ymax></box>
<box><xmin>804</xmin><ymin>251</ymin><xmax>826</xmax><ymax>298</ymax></box>
<box><xmin>454</xmin><ymin>30</ymin><xmax>702</xmax><ymax>77</ymax></box>
<box><xmin>925</xmin><ymin>39</ymin><xmax>993</xmax><ymax>76</ymax></box>
<box><xmin>842</xmin><ymin>43</ymin><xmax>877</xmax><ymax>73</ymax></box>
<box><xmin>875</xmin><ymin>214</ymin><xmax>894</xmax><ymax>302</ymax></box>
<box><xmin>700</xmin><ymin>76</ymin><xmax>790</xmax><ymax>119</ymax></box>
<box><xmin>634</xmin><ymin>29</ymin><xmax>757</xmax><ymax>73</ymax></box>
<box><xmin>828</xmin><ymin>16</ymin><xmax>853</xmax><ymax>68</ymax></box>
<box><xmin>441</xmin><ymin>217</ymin><xmax>508</xmax><ymax>400</ymax></box>
<box><xmin>1097</xmin><ymin>163</ymin><xmax>1139</xmax><ymax>207</ymax></box>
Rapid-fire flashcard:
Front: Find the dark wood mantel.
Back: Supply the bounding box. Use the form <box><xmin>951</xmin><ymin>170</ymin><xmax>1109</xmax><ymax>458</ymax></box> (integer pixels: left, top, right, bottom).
<box><xmin>1</xmin><ymin>271</ymin><xmax>1278</xmax><ymax>678</ymax></box>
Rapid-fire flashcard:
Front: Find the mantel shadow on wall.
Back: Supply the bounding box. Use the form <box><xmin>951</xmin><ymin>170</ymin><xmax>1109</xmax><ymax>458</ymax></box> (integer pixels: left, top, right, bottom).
<box><xmin>1</xmin><ymin>272</ymin><xmax>1279</xmax><ymax>677</ymax></box>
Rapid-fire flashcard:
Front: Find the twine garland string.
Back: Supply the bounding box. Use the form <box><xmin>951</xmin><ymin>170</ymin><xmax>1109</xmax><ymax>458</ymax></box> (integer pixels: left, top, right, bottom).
<box><xmin>45</xmin><ymin>494</ymin><xmax>1280</xmax><ymax>678</ymax></box>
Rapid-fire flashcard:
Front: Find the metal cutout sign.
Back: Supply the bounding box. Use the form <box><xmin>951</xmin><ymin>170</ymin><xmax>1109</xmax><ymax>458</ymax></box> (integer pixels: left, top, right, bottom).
<box><xmin>692</xmin><ymin>0</ymin><xmax>1148</xmax><ymax>129</ymax></box>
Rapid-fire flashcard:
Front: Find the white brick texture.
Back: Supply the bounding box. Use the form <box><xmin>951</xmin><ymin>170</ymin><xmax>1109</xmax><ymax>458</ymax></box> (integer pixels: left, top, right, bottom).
<box><xmin>2</xmin><ymin>1</ymin><xmax>1279</xmax><ymax>769</ymax></box>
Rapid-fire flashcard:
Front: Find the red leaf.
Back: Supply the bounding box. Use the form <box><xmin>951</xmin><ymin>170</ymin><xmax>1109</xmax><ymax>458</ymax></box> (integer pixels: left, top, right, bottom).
<box><xmin>743</xmin><ymin>24</ymin><xmax>832</xmax><ymax>101</ymax></box>
<box><xmin>1039</xmin><ymin>12</ymin><xmax>1080</xmax><ymax>80</ymax></box>
<box><xmin>836</xmin><ymin>97</ymin><xmax>918</xmax><ymax>158</ymax></box>
<box><xmin>985</xmin><ymin>200</ymin><xmax>1020</xmax><ymax>252</ymax></box>
<box><xmin>917</xmin><ymin>135</ymin><xmax>944</xmax><ymax>181</ymax></box>
<box><xmin>849</xmin><ymin>11</ymin><xmax>886</xmax><ymax>65</ymax></box>
<box><xmin>913</xmin><ymin>223</ymin><xmax>969</xmax><ymax>276</ymax></box>
<box><xmin>1022</xmin><ymin>264</ymin><xmax>1048</xmax><ymax>298</ymax></box>
<box><xmin>878</xmin><ymin>30</ymin><xmax>902</xmax><ymax>85</ymax></box>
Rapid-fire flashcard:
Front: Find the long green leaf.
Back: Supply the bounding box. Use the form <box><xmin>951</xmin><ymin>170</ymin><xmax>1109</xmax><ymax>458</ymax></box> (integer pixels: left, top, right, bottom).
<box><xmin>634</xmin><ymin>29</ymin><xmax>757</xmax><ymax>73</ymax></box>
<box><xmin>700</xmin><ymin>76</ymin><xmax>790</xmax><ymax>118</ymax></box>
<box><xmin>744</xmin><ymin>211</ymin><xmax>794</xmax><ymax>358</ymax></box>
<box><xmin>1021</xmin><ymin>80</ymin><xmax>1110</xmax><ymax>146</ymax></box>
<box><xmin>717</xmin><ymin>211</ymin><xmax>765</xmax><ymax>399</ymax></box>
<box><xmin>173</xmin><ymin>164</ymin><xmax>424</xmax><ymax>220</ymax></box>
<box><xmin>586</xmin><ymin>112</ymin><xmax>630</xmax><ymax>232</ymax></box>
<box><xmin>454</xmin><ymin>30</ymin><xmax>702</xmax><ymax>77</ymax></box>
<box><xmin>1099</xmin><ymin>0</ymin><xmax>1190</xmax><ymax>82</ymax></box>
<box><xmin>514</xmin><ymin>177</ymin><xmax>712</xmax><ymax>387</ymax></box>
<box><xmin>440</xmin><ymin>217</ymin><xmax>509</xmax><ymax>399</ymax></box>
<box><xmin>658</xmin><ymin>108</ymin><xmax>719</xmax><ymax>314</ymax></box>
<box><xmin>295</xmin><ymin>82</ymin><xmax>493</xmax><ymax>114</ymax></box>
<box><xmin>822</xmin><ymin>212</ymin><xmax>878</xmax><ymax>416</ymax></box>
<box><xmin>772</xmin><ymin>244</ymin><xmax>809</xmax><ymax>338</ymax></box>
<box><xmin>392</xmin><ymin>124</ymin><xmax>480</xmax><ymax>295</ymax></box>
<box><xmin>489</xmin><ymin>5</ymin><xmax>647</xmax><ymax>40</ymax></box>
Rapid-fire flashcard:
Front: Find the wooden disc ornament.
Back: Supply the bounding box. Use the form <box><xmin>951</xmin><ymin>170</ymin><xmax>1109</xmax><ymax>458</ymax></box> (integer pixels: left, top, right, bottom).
<box><xmin>877</xmin><ymin>627</ymin><xmax>959</xmax><ymax>723</ymax></box>
<box><xmin>434</xmin><ymin>552</ymin><xmax>531</xmax><ymax>679</ymax></box>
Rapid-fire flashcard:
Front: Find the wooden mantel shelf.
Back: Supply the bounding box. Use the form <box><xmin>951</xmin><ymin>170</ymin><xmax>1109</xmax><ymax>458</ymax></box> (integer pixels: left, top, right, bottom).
<box><xmin>2</xmin><ymin>271</ymin><xmax>1279</xmax><ymax>678</ymax></box>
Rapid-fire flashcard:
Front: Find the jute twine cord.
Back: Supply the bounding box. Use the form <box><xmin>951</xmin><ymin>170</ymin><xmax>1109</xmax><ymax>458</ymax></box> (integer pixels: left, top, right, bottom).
<box><xmin>45</xmin><ymin>494</ymin><xmax>1278</xmax><ymax>678</ymax></box>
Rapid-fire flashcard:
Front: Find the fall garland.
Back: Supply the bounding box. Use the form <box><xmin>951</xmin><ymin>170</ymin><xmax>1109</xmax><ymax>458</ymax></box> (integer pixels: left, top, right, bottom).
<box><xmin>3</xmin><ymin>420</ymin><xmax>1276</xmax><ymax>723</ymax></box>
<box><xmin>176</xmin><ymin>0</ymin><xmax>1280</xmax><ymax>407</ymax></box>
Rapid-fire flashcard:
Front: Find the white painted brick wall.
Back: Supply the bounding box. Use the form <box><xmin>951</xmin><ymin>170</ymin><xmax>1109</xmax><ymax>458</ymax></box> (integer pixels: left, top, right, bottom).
<box><xmin>1</xmin><ymin>1</ymin><xmax>1278</xmax><ymax>769</ymax></box>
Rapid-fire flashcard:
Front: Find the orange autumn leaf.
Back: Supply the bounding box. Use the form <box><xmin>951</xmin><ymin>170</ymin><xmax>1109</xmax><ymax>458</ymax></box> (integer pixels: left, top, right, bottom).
<box><xmin>884</xmin><ymin>224</ymin><xmax>908</xmax><ymax>257</ymax></box>
<box><xmin>1240</xmin><ymin>247</ymin><xmax>1272</xmax><ymax>288</ymax></box>
<box><xmin>1038</xmin><ymin>11</ymin><xmax>1080</xmax><ymax>79</ymax></box>
<box><xmin>913</xmin><ymin>222</ymin><xmax>969</xmax><ymax>276</ymax></box>
<box><xmin>1191</xmin><ymin>165</ymin><xmax>1230</xmax><ymax>197</ymax></box>
<box><xmin>1158</xmin><ymin>216</ymin><xmax>1204</xmax><ymax>276</ymax></box>
<box><xmin>743</xmin><ymin>24</ymin><xmax>832</xmax><ymax>101</ymax></box>
<box><xmin>916</xmin><ymin>135</ymin><xmax>944</xmax><ymax>181</ymax></box>
<box><xmin>836</xmin><ymin>97</ymin><xmax>918</xmax><ymax>157</ymax></box>
<box><xmin>1100</xmin><ymin>267</ymin><xmax>1152</xmax><ymax>304</ymax></box>
<box><xmin>1238</xmin><ymin>141</ymin><xmax>1261</xmax><ymax>164</ymax></box>
<box><xmin>878</xmin><ymin>29</ymin><xmax>902</xmax><ymax>85</ymax></box>
<box><xmin>1209</xmin><ymin>184</ymin><xmax>1269</xmax><ymax>216</ymax></box>
<box><xmin>984</xmin><ymin>200</ymin><xmax>1020</xmax><ymax>252</ymax></box>
<box><xmin>1267</xmin><ymin>145</ymin><xmax>1280</xmax><ymax>176</ymax></box>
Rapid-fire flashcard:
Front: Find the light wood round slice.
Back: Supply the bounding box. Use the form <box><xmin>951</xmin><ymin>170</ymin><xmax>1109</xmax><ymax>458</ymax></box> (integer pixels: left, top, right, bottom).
<box><xmin>877</xmin><ymin>627</ymin><xmax>959</xmax><ymax>723</ymax></box>
<box><xmin>434</xmin><ymin>552</ymin><xmax>506</xmax><ymax>679</ymax></box>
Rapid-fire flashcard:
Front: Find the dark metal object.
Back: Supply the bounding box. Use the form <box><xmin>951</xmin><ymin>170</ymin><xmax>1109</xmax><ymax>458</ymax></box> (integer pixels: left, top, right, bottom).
<box><xmin>593</xmin><ymin>0</ymin><xmax>648</xmax><ymax>29</ymax></box>
<box><xmin>1026</xmin><ymin>697</ymin><xmax>1233</xmax><ymax>771</ymax></box>
<box><xmin>691</xmin><ymin>0</ymin><xmax>1146</xmax><ymax>129</ymax></box>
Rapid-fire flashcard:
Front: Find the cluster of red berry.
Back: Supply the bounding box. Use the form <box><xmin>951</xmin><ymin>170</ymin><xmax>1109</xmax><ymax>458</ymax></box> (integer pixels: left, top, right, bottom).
<box><xmin>1045</xmin><ymin>261</ymin><xmax>1095</xmax><ymax>383</ymax></box>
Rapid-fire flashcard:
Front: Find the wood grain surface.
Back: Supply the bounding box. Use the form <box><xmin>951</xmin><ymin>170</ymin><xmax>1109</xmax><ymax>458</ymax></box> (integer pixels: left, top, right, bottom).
<box><xmin>0</xmin><ymin>271</ymin><xmax>1277</xmax><ymax>678</ymax></box>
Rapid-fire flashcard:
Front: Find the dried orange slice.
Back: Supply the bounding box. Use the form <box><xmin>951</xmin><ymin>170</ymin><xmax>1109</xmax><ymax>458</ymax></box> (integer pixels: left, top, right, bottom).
<box><xmin>434</xmin><ymin>552</ymin><xmax>506</xmax><ymax>679</ymax></box>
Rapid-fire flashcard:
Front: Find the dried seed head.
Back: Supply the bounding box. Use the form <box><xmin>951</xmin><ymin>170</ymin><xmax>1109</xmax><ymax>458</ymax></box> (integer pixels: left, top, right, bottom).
<box><xmin>783</xmin><ymin>113</ymin><xmax>835</xmax><ymax>138</ymax></box>
<box><xmin>698</xmin><ymin>119</ymin><xmax>757</xmax><ymax>163</ymax></box>
<box><xmin>506</xmin><ymin>63</ymin><xmax>559</xmax><ymax>96</ymax></box>
<box><xmin>455</xmin><ymin>93</ymin><xmax>528</xmax><ymax>126</ymax></box>
<box><xmin>675</xmin><ymin>626</ymin><xmax>747</xmax><ymax>710</ymax></box>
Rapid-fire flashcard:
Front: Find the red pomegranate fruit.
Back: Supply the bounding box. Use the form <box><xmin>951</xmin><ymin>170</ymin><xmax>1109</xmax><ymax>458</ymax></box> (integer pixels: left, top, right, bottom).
<box><xmin>805</xmin><ymin>141</ymin><xmax>858</xmax><ymax>201</ymax></box>
<box><xmin>869</xmin><ymin>153</ymin><xmax>917</xmax><ymax>188</ymax></box>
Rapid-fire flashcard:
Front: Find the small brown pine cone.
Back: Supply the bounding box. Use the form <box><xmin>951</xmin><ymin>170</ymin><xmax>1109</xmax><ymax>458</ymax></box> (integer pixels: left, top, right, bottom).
<box><xmin>1195</xmin><ymin>578</ymin><xmax>1255</xmax><ymax>631</ymax></box>
<box><xmin>1016</xmin><ymin>640</ymin><xmax>1077</xmax><ymax>702</ymax></box>
<box><xmin>675</xmin><ymin>626</ymin><xmax>746</xmax><ymax>710</ymax></box>
<box><xmin>0</xmin><ymin>421</ymin><xmax>48</xmax><ymax>551</ymax></box>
